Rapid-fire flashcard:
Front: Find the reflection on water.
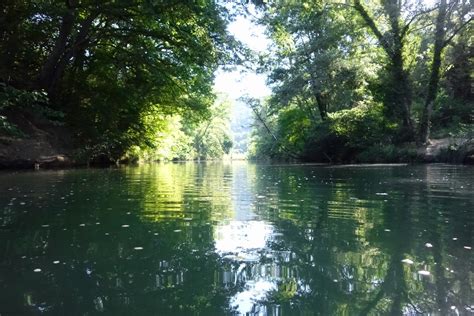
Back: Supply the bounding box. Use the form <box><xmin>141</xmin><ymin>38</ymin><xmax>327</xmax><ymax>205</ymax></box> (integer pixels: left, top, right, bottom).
<box><xmin>0</xmin><ymin>162</ymin><xmax>473</xmax><ymax>315</ymax></box>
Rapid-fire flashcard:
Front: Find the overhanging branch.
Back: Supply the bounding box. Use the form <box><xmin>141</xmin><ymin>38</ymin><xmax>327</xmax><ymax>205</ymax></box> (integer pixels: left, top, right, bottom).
<box><xmin>353</xmin><ymin>0</ymin><xmax>393</xmax><ymax>57</ymax></box>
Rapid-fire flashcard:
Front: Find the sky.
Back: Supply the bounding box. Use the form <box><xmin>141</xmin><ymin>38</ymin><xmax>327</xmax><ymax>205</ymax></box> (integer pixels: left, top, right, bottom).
<box><xmin>213</xmin><ymin>15</ymin><xmax>271</xmax><ymax>100</ymax></box>
<box><xmin>213</xmin><ymin>14</ymin><xmax>272</xmax><ymax>154</ymax></box>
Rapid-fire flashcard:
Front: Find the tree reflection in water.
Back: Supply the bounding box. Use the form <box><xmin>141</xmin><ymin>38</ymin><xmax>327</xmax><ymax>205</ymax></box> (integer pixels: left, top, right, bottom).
<box><xmin>0</xmin><ymin>163</ymin><xmax>472</xmax><ymax>315</ymax></box>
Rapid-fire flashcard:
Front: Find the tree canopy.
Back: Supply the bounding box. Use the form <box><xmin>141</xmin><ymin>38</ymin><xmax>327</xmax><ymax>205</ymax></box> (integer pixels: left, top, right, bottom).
<box><xmin>0</xmin><ymin>0</ymin><xmax>472</xmax><ymax>164</ymax></box>
<box><xmin>1</xmin><ymin>0</ymin><xmax>240</xmax><ymax>163</ymax></box>
<box><xmin>249</xmin><ymin>0</ymin><xmax>472</xmax><ymax>162</ymax></box>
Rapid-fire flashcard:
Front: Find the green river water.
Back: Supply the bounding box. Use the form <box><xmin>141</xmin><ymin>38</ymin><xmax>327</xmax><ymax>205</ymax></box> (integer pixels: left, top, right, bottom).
<box><xmin>0</xmin><ymin>163</ymin><xmax>472</xmax><ymax>315</ymax></box>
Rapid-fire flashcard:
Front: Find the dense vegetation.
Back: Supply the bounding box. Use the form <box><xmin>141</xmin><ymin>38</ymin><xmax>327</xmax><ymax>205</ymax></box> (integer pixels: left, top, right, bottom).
<box><xmin>248</xmin><ymin>0</ymin><xmax>473</xmax><ymax>162</ymax></box>
<box><xmin>0</xmin><ymin>0</ymin><xmax>472</xmax><ymax>165</ymax></box>
<box><xmin>0</xmin><ymin>0</ymin><xmax>238</xmax><ymax>163</ymax></box>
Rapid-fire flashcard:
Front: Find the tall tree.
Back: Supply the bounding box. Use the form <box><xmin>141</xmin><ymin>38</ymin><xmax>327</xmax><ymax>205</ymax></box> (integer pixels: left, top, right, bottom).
<box><xmin>353</xmin><ymin>0</ymin><xmax>416</xmax><ymax>139</ymax></box>
<box><xmin>418</xmin><ymin>0</ymin><xmax>472</xmax><ymax>143</ymax></box>
<box><xmin>262</xmin><ymin>1</ymin><xmax>369</xmax><ymax>121</ymax></box>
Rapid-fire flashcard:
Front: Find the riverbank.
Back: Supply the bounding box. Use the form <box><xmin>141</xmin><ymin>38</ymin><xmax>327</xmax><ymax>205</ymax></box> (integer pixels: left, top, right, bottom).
<box><xmin>1</xmin><ymin>131</ymin><xmax>473</xmax><ymax>170</ymax></box>
<box><xmin>420</xmin><ymin>137</ymin><xmax>474</xmax><ymax>164</ymax></box>
<box><xmin>0</xmin><ymin>112</ymin><xmax>77</xmax><ymax>169</ymax></box>
<box><xmin>1</xmin><ymin>112</ymin><xmax>473</xmax><ymax>169</ymax></box>
<box><xmin>352</xmin><ymin>137</ymin><xmax>474</xmax><ymax>164</ymax></box>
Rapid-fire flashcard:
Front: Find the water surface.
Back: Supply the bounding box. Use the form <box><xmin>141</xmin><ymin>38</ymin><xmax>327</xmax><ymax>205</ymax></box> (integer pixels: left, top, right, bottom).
<box><xmin>0</xmin><ymin>163</ymin><xmax>473</xmax><ymax>315</ymax></box>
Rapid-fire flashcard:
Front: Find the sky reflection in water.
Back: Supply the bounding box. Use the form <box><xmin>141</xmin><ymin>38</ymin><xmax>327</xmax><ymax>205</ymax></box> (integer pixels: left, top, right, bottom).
<box><xmin>0</xmin><ymin>162</ymin><xmax>473</xmax><ymax>315</ymax></box>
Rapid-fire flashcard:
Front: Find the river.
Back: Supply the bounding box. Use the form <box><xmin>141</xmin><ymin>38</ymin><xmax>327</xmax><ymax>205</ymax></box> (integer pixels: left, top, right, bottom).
<box><xmin>0</xmin><ymin>163</ymin><xmax>472</xmax><ymax>315</ymax></box>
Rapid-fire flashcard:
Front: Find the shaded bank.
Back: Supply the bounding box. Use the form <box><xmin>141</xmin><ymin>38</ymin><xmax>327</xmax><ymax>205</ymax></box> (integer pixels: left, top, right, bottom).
<box><xmin>0</xmin><ymin>110</ymin><xmax>472</xmax><ymax>170</ymax></box>
<box><xmin>2</xmin><ymin>135</ymin><xmax>473</xmax><ymax>171</ymax></box>
<box><xmin>0</xmin><ymin>2</ymin><xmax>238</xmax><ymax>168</ymax></box>
<box><xmin>303</xmin><ymin>137</ymin><xmax>474</xmax><ymax>165</ymax></box>
<box><xmin>0</xmin><ymin>112</ymin><xmax>76</xmax><ymax>169</ymax></box>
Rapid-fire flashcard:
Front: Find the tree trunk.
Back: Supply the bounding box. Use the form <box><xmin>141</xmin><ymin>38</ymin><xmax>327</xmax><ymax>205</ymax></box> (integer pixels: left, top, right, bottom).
<box><xmin>385</xmin><ymin>0</ymin><xmax>414</xmax><ymax>138</ymax></box>
<box><xmin>418</xmin><ymin>0</ymin><xmax>447</xmax><ymax>144</ymax></box>
<box><xmin>315</xmin><ymin>92</ymin><xmax>328</xmax><ymax>121</ymax></box>
<box><xmin>38</xmin><ymin>8</ymin><xmax>75</xmax><ymax>92</ymax></box>
<box><xmin>46</xmin><ymin>14</ymin><xmax>96</xmax><ymax>100</ymax></box>
<box><xmin>309</xmin><ymin>70</ymin><xmax>328</xmax><ymax>121</ymax></box>
<box><xmin>388</xmin><ymin>52</ymin><xmax>414</xmax><ymax>138</ymax></box>
<box><xmin>353</xmin><ymin>0</ymin><xmax>414</xmax><ymax>140</ymax></box>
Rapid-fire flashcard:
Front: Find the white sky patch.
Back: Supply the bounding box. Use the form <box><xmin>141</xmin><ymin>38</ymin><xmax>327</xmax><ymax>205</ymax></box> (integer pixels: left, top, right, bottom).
<box><xmin>214</xmin><ymin>13</ymin><xmax>272</xmax><ymax>154</ymax></box>
<box><xmin>230</xmin><ymin>279</ymin><xmax>276</xmax><ymax>315</ymax></box>
<box><xmin>417</xmin><ymin>0</ymin><xmax>437</xmax><ymax>8</ymax></box>
<box><xmin>215</xmin><ymin>221</ymin><xmax>273</xmax><ymax>254</ymax></box>
<box><xmin>214</xmin><ymin>15</ymin><xmax>271</xmax><ymax>100</ymax></box>
<box><xmin>214</xmin><ymin>69</ymin><xmax>270</xmax><ymax>100</ymax></box>
<box><xmin>228</xmin><ymin>15</ymin><xmax>271</xmax><ymax>52</ymax></box>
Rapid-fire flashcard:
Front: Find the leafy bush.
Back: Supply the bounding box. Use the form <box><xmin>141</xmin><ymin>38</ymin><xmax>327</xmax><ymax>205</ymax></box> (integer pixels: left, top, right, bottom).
<box><xmin>0</xmin><ymin>84</ymin><xmax>64</xmax><ymax>137</ymax></box>
<box><xmin>431</xmin><ymin>91</ymin><xmax>473</xmax><ymax>131</ymax></box>
<box><xmin>277</xmin><ymin>106</ymin><xmax>312</xmax><ymax>154</ymax></box>
<box><xmin>330</xmin><ymin>102</ymin><xmax>388</xmax><ymax>140</ymax></box>
<box><xmin>0</xmin><ymin>114</ymin><xmax>24</xmax><ymax>137</ymax></box>
<box><xmin>0</xmin><ymin>83</ymin><xmax>49</xmax><ymax>109</ymax></box>
<box><xmin>303</xmin><ymin>102</ymin><xmax>391</xmax><ymax>162</ymax></box>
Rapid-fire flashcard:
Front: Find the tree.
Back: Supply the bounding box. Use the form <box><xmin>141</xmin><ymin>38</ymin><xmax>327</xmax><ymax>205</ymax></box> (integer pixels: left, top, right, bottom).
<box><xmin>249</xmin><ymin>0</ymin><xmax>472</xmax><ymax>161</ymax></box>
<box><xmin>190</xmin><ymin>96</ymin><xmax>233</xmax><ymax>160</ymax></box>
<box><xmin>0</xmin><ymin>0</ymin><xmax>240</xmax><ymax>161</ymax></box>
<box><xmin>352</xmin><ymin>0</ymin><xmax>418</xmax><ymax>139</ymax></box>
<box><xmin>352</xmin><ymin>0</ymin><xmax>472</xmax><ymax>142</ymax></box>
<box><xmin>418</xmin><ymin>0</ymin><xmax>473</xmax><ymax>143</ymax></box>
<box><xmin>261</xmin><ymin>1</ymin><xmax>371</xmax><ymax>121</ymax></box>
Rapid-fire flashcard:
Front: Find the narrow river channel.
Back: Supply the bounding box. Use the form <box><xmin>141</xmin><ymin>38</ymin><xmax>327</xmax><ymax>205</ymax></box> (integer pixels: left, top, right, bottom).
<box><xmin>0</xmin><ymin>163</ymin><xmax>472</xmax><ymax>315</ymax></box>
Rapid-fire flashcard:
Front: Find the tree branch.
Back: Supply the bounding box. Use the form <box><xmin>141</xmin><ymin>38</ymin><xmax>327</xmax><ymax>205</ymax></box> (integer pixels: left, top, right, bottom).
<box><xmin>400</xmin><ymin>6</ymin><xmax>438</xmax><ymax>38</ymax></box>
<box><xmin>248</xmin><ymin>99</ymin><xmax>300</xmax><ymax>159</ymax></box>
<box><xmin>353</xmin><ymin>0</ymin><xmax>393</xmax><ymax>56</ymax></box>
<box><xmin>443</xmin><ymin>16</ymin><xmax>472</xmax><ymax>47</ymax></box>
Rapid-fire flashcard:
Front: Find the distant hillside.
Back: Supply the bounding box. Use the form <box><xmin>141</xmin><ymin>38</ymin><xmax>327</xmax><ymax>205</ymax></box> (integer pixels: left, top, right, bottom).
<box><xmin>231</xmin><ymin>101</ymin><xmax>253</xmax><ymax>154</ymax></box>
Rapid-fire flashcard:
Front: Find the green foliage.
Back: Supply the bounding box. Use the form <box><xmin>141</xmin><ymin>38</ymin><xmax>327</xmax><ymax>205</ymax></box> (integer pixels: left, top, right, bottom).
<box><xmin>0</xmin><ymin>115</ymin><xmax>23</xmax><ymax>137</ymax></box>
<box><xmin>262</xmin><ymin>1</ymin><xmax>377</xmax><ymax>120</ymax></box>
<box><xmin>276</xmin><ymin>106</ymin><xmax>312</xmax><ymax>153</ymax></box>
<box><xmin>189</xmin><ymin>97</ymin><xmax>234</xmax><ymax>160</ymax></box>
<box><xmin>0</xmin><ymin>83</ymin><xmax>64</xmax><ymax>136</ymax></box>
<box><xmin>355</xmin><ymin>144</ymin><xmax>421</xmax><ymax>163</ymax></box>
<box><xmin>1</xmin><ymin>1</ymin><xmax>238</xmax><ymax>162</ymax></box>
<box><xmin>247</xmin><ymin>98</ymin><xmax>283</xmax><ymax>160</ymax></box>
<box><xmin>0</xmin><ymin>84</ymin><xmax>48</xmax><ymax>109</ymax></box>
<box><xmin>120</xmin><ymin>96</ymin><xmax>233</xmax><ymax>162</ymax></box>
<box><xmin>327</xmin><ymin>102</ymin><xmax>388</xmax><ymax>148</ymax></box>
<box><xmin>121</xmin><ymin>115</ymin><xmax>193</xmax><ymax>162</ymax></box>
<box><xmin>431</xmin><ymin>92</ymin><xmax>473</xmax><ymax>133</ymax></box>
<box><xmin>1</xmin><ymin>0</ymin><xmax>471</xmax><ymax>163</ymax></box>
<box><xmin>249</xmin><ymin>0</ymin><xmax>472</xmax><ymax>162</ymax></box>
<box><xmin>303</xmin><ymin>102</ymin><xmax>390</xmax><ymax>162</ymax></box>
<box><xmin>265</xmin><ymin>279</ymin><xmax>298</xmax><ymax>303</ymax></box>
<box><xmin>0</xmin><ymin>84</ymin><xmax>64</xmax><ymax>122</ymax></box>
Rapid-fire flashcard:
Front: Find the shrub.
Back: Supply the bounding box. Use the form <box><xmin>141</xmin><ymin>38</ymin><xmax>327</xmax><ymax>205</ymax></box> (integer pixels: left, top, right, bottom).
<box><xmin>0</xmin><ymin>83</ymin><xmax>64</xmax><ymax>137</ymax></box>
<box><xmin>303</xmin><ymin>102</ymin><xmax>392</xmax><ymax>162</ymax></box>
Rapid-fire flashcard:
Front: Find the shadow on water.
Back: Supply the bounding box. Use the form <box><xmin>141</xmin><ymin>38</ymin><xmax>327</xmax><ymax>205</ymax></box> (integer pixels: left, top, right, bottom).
<box><xmin>0</xmin><ymin>163</ymin><xmax>472</xmax><ymax>315</ymax></box>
